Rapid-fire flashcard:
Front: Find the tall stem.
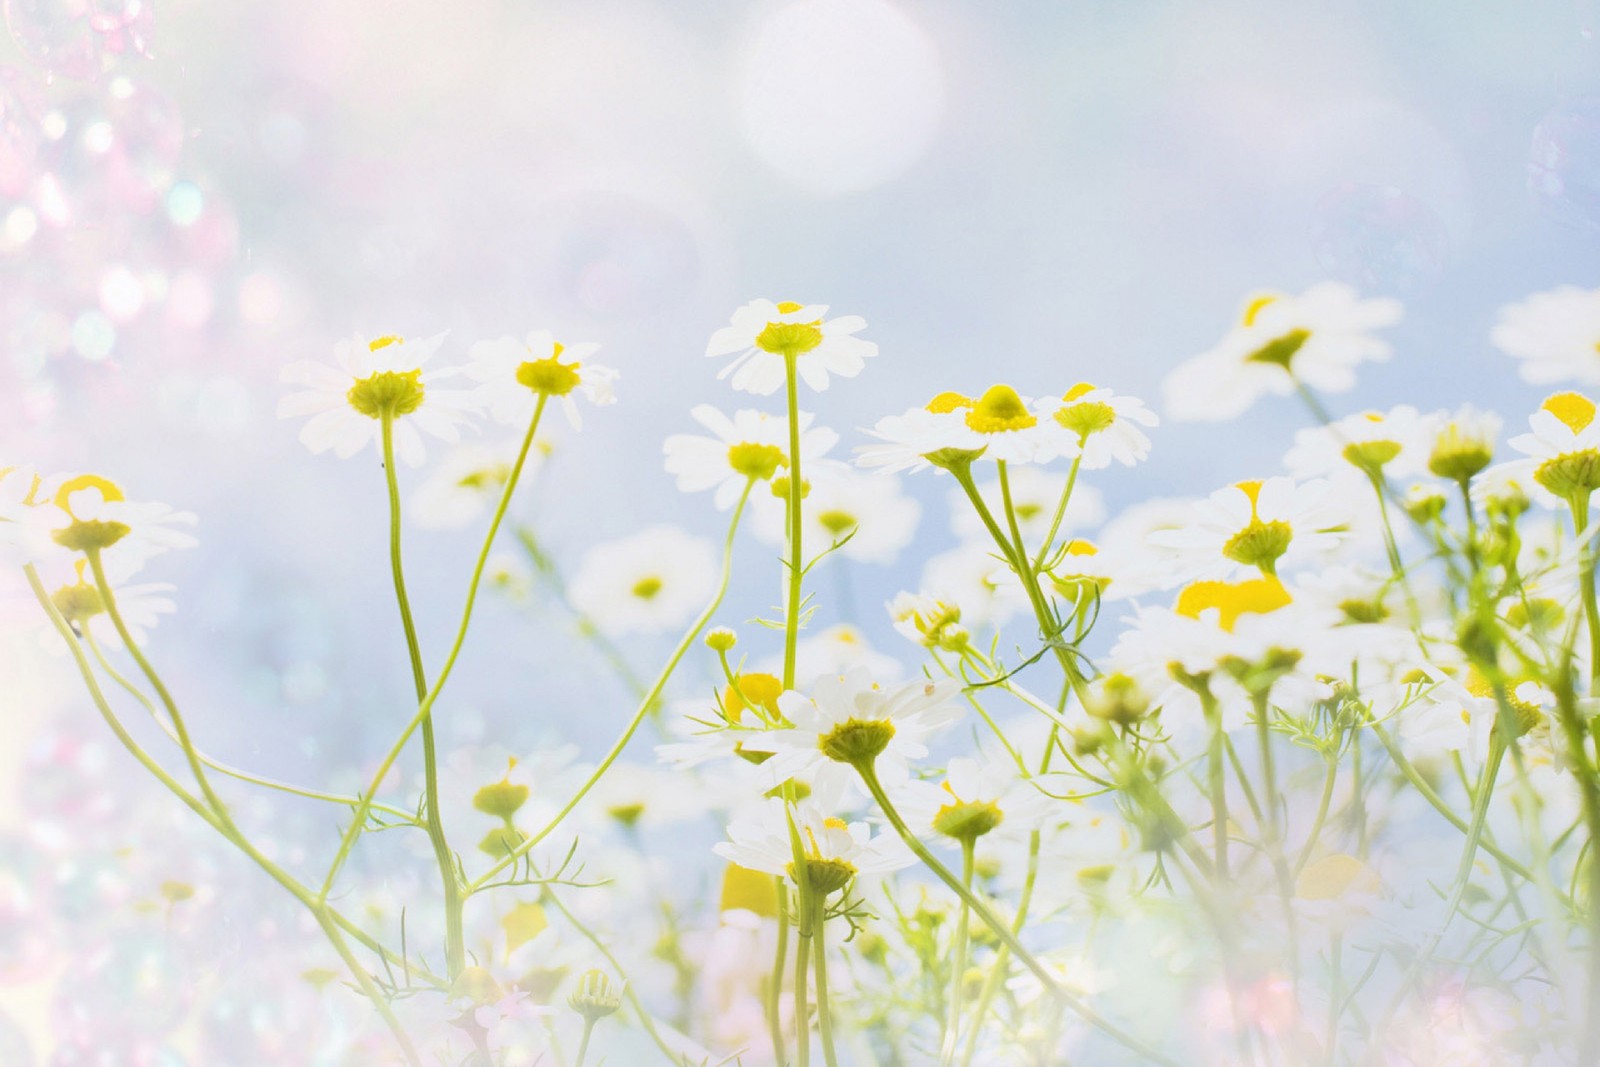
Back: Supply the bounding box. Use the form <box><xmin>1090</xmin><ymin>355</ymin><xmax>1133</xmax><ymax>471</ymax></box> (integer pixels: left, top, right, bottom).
<box><xmin>783</xmin><ymin>352</ymin><xmax>805</xmax><ymax>689</ymax></box>
<box><xmin>1572</xmin><ymin>492</ymin><xmax>1600</xmax><ymax>696</ymax></box>
<box><xmin>940</xmin><ymin>838</ymin><xmax>976</xmax><ymax>1067</ymax></box>
<box><xmin>379</xmin><ymin>411</ymin><xmax>465</xmax><ymax>979</ymax></box>
<box><xmin>769</xmin><ymin>879</ymin><xmax>791</xmax><ymax>1065</ymax></box>
<box><xmin>811</xmin><ymin>895</ymin><xmax>841</xmax><ymax>1067</ymax></box>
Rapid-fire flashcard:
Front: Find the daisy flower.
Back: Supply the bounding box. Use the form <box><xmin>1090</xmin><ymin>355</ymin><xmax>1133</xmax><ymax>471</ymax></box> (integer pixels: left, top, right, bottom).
<box><xmin>706</xmin><ymin>299</ymin><xmax>876</xmax><ymax>395</ymax></box>
<box><xmin>1035</xmin><ymin>383</ymin><xmax>1158</xmax><ymax>468</ymax></box>
<box><xmin>751</xmin><ymin>460</ymin><xmax>920</xmax><ymax>564</ymax></box>
<box><xmin>1042</xmin><ymin>537</ymin><xmax>1153</xmax><ymax>604</ymax></box>
<box><xmin>466</xmin><ymin>330</ymin><xmax>616</xmax><ymax>430</ymax></box>
<box><xmin>858</xmin><ymin>385</ymin><xmax>1072</xmax><ymax>472</ymax></box>
<box><xmin>663</xmin><ymin>405</ymin><xmax>837</xmax><ymax>510</ymax></box>
<box><xmin>39</xmin><ymin>558</ymin><xmax>175</xmax><ymax>649</ymax></box>
<box><xmin>1164</xmin><ymin>284</ymin><xmax>1403</xmax><ymax>422</ymax></box>
<box><xmin>1506</xmin><ymin>391</ymin><xmax>1600</xmax><ymax>501</ymax></box>
<box><xmin>1283</xmin><ymin>405</ymin><xmax>1431</xmax><ymax>481</ymax></box>
<box><xmin>277</xmin><ymin>332</ymin><xmax>478</xmax><ymax>466</ymax></box>
<box><xmin>567</xmin><ymin>526</ymin><xmax>717</xmax><ymax>637</ymax></box>
<box><xmin>411</xmin><ymin>440</ymin><xmax>551</xmax><ymax>530</ymax></box>
<box><xmin>918</xmin><ymin>542</ymin><xmax>1028</xmax><ymax>631</ymax></box>
<box><xmin>1146</xmin><ymin>477</ymin><xmax>1346</xmax><ymax>582</ymax></box>
<box><xmin>23</xmin><ymin>472</ymin><xmax>196</xmax><ymax>571</ymax></box>
<box><xmin>895</xmin><ymin>755</ymin><xmax>1050</xmax><ymax>849</ymax></box>
<box><xmin>744</xmin><ymin>667</ymin><xmax>963</xmax><ymax>783</ymax></box>
<box><xmin>1491</xmin><ymin>285</ymin><xmax>1600</xmax><ymax>385</ymax></box>
<box><xmin>888</xmin><ymin>591</ymin><xmax>969</xmax><ymax>651</ymax></box>
<box><xmin>948</xmin><ymin>466</ymin><xmax>1106</xmax><ymax>547</ymax></box>
<box><xmin>1426</xmin><ymin>405</ymin><xmax>1502</xmax><ymax>483</ymax></box>
<box><xmin>713</xmin><ymin>795</ymin><xmax>912</xmax><ymax>896</ymax></box>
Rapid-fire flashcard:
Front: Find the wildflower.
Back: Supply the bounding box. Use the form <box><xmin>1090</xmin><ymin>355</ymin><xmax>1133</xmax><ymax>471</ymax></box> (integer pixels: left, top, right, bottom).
<box><xmin>713</xmin><ymin>796</ymin><xmax>912</xmax><ymax>895</ymax></box>
<box><xmin>1043</xmin><ymin>538</ymin><xmax>1139</xmax><ymax>603</ymax></box>
<box><xmin>40</xmin><ymin>558</ymin><xmax>175</xmax><ymax>649</ymax></box>
<box><xmin>1035</xmin><ymin>383</ymin><xmax>1158</xmax><ymax>468</ymax></box>
<box><xmin>568</xmin><ymin>970</ymin><xmax>623</xmax><ymax>1022</ymax></box>
<box><xmin>743</xmin><ymin>668</ymin><xmax>963</xmax><ymax>783</ymax></box>
<box><xmin>1491</xmin><ymin>285</ymin><xmax>1600</xmax><ymax>385</ymax></box>
<box><xmin>567</xmin><ymin>526</ymin><xmax>717</xmax><ymax>637</ymax></box>
<box><xmin>706</xmin><ymin>299</ymin><xmax>876</xmax><ymax>395</ymax></box>
<box><xmin>466</xmin><ymin>331</ymin><xmax>616</xmax><ymax>429</ymax></box>
<box><xmin>1284</xmin><ymin>406</ymin><xmax>1430</xmax><ymax>480</ymax></box>
<box><xmin>24</xmin><ymin>473</ymin><xmax>196</xmax><ymax>569</ymax></box>
<box><xmin>1164</xmin><ymin>284</ymin><xmax>1402</xmax><ymax>421</ymax></box>
<box><xmin>664</xmin><ymin>405</ymin><xmax>836</xmax><ymax>509</ymax></box>
<box><xmin>898</xmin><ymin>756</ymin><xmax>1049</xmax><ymax>848</ymax></box>
<box><xmin>858</xmin><ymin>385</ymin><xmax>1071</xmax><ymax>471</ymax></box>
<box><xmin>889</xmin><ymin>591</ymin><xmax>968</xmax><ymax>651</ymax></box>
<box><xmin>277</xmin><ymin>332</ymin><xmax>477</xmax><ymax>466</ymax></box>
<box><xmin>1427</xmin><ymin>406</ymin><xmax>1501</xmax><ymax>483</ymax></box>
<box><xmin>1507</xmin><ymin>391</ymin><xmax>1600</xmax><ymax>500</ymax></box>
<box><xmin>750</xmin><ymin>460</ymin><xmax>920</xmax><ymax>563</ymax></box>
<box><xmin>1147</xmin><ymin>477</ymin><xmax>1345</xmax><ymax>581</ymax></box>
<box><xmin>918</xmin><ymin>542</ymin><xmax>1028</xmax><ymax>630</ymax></box>
<box><xmin>411</xmin><ymin>441</ymin><xmax>549</xmax><ymax>530</ymax></box>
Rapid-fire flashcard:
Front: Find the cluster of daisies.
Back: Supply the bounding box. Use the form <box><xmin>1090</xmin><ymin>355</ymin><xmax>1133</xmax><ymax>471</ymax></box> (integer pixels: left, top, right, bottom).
<box><xmin>21</xmin><ymin>278</ymin><xmax>1600</xmax><ymax>1065</ymax></box>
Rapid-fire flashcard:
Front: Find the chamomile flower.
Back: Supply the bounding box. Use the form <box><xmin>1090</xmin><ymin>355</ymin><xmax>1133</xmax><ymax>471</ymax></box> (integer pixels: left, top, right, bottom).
<box><xmin>40</xmin><ymin>558</ymin><xmax>175</xmax><ymax>649</ymax></box>
<box><xmin>1035</xmin><ymin>383</ymin><xmax>1158</xmax><ymax>468</ymax></box>
<box><xmin>278</xmin><ymin>332</ymin><xmax>477</xmax><ymax>466</ymax></box>
<box><xmin>706</xmin><ymin>299</ymin><xmax>876</xmax><ymax>395</ymax></box>
<box><xmin>713</xmin><ymin>796</ymin><xmax>911</xmax><ymax>895</ymax></box>
<box><xmin>1426</xmin><ymin>405</ymin><xmax>1501</xmax><ymax>483</ymax></box>
<box><xmin>1164</xmin><ymin>284</ymin><xmax>1402</xmax><ymax>421</ymax></box>
<box><xmin>858</xmin><ymin>386</ymin><xmax>1071</xmax><ymax>471</ymax></box>
<box><xmin>949</xmin><ymin>466</ymin><xmax>1106</xmax><ymax>547</ymax></box>
<box><xmin>919</xmin><ymin>542</ymin><xmax>1028</xmax><ymax>630</ymax></box>
<box><xmin>1507</xmin><ymin>391</ymin><xmax>1600</xmax><ymax>501</ymax></box>
<box><xmin>1042</xmin><ymin>538</ymin><xmax>1148</xmax><ymax>604</ymax></box>
<box><xmin>568</xmin><ymin>526</ymin><xmax>717</xmax><ymax>637</ymax></box>
<box><xmin>744</xmin><ymin>668</ymin><xmax>963</xmax><ymax>784</ymax></box>
<box><xmin>1284</xmin><ymin>406</ymin><xmax>1430</xmax><ymax>481</ymax></box>
<box><xmin>1147</xmin><ymin>477</ymin><xmax>1346</xmax><ymax>582</ymax></box>
<box><xmin>663</xmin><ymin>405</ymin><xmax>837</xmax><ymax>510</ymax></box>
<box><xmin>896</xmin><ymin>756</ymin><xmax>1049</xmax><ymax>849</ymax></box>
<box><xmin>24</xmin><ymin>473</ymin><xmax>197</xmax><ymax>570</ymax></box>
<box><xmin>888</xmin><ymin>591</ymin><xmax>969</xmax><ymax>651</ymax></box>
<box><xmin>1491</xmin><ymin>285</ymin><xmax>1600</xmax><ymax>385</ymax></box>
<box><xmin>466</xmin><ymin>331</ymin><xmax>617</xmax><ymax>429</ymax></box>
<box><xmin>412</xmin><ymin>441</ymin><xmax>550</xmax><ymax>530</ymax></box>
<box><xmin>751</xmin><ymin>460</ymin><xmax>920</xmax><ymax>564</ymax></box>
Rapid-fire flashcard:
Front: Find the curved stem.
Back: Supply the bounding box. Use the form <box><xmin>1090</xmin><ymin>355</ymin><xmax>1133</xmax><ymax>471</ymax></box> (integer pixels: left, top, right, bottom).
<box><xmin>471</xmin><ymin>479</ymin><xmax>754</xmax><ymax>890</ymax></box>
<box><xmin>811</xmin><ymin>895</ymin><xmax>840</xmax><ymax>1067</ymax></box>
<box><xmin>1032</xmin><ymin>452</ymin><xmax>1084</xmax><ymax>573</ymax></box>
<box><xmin>855</xmin><ymin>760</ymin><xmax>1178</xmax><ymax>1067</ymax></box>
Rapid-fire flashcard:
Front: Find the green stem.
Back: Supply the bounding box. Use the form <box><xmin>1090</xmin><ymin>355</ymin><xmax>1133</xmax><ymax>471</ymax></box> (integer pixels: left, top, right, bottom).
<box><xmin>1031</xmin><ymin>452</ymin><xmax>1085</xmax><ymax>573</ymax></box>
<box><xmin>1572</xmin><ymin>493</ymin><xmax>1600</xmax><ymax>697</ymax></box>
<box><xmin>574</xmin><ymin>1018</ymin><xmax>596</xmax><ymax>1067</ymax></box>
<box><xmin>856</xmin><ymin>760</ymin><xmax>1178</xmax><ymax>1067</ymax></box>
<box><xmin>794</xmin><ymin>883</ymin><xmax>812</xmax><ymax>1067</ymax></box>
<box><xmin>811</xmin><ymin>895</ymin><xmax>840</xmax><ymax>1067</ymax></box>
<box><xmin>770</xmin><ymin>879</ymin><xmax>790</xmax><ymax>1066</ymax></box>
<box><xmin>783</xmin><ymin>352</ymin><xmax>805</xmax><ymax>689</ymax></box>
<box><xmin>940</xmin><ymin>838</ymin><xmax>976</xmax><ymax>1067</ymax></box>
<box><xmin>471</xmin><ymin>479</ymin><xmax>754</xmax><ymax>890</ymax></box>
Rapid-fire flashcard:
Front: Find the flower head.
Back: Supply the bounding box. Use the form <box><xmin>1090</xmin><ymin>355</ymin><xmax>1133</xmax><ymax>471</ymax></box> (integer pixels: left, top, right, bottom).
<box><xmin>1284</xmin><ymin>406</ymin><xmax>1430</xmax><ymax>481</ymax></box>
<box><xmin>1147</xmin><ymin>477</ymin><xmax>1345</xmax><ymax>582</ymax></box>
<box><xmin>22</xmin><ymin>472</ymin><xmax>196</xmax><ymax>571</ymax></box>
<box><xmin>751</xmin><ymin>460</ymin><xmax>920</xmax><ymax>564</ymax></box>
<box><xmin>663</xmin><ymin>405</ymin><xmax>836</xmax><ymax>510</ymax></box>
<box><xmin>1164</xmin><ymin>284</ymin><xmax>1402</xmax><ymax>421</ymax></box>
<box><xmin>467</xmin><ymin>331</ymin><xmax>616</xmax><ymax>429</ymax></box>
<box><xmin>1036</xmin><ymin>383</ymin><xmax>1158</xmax><ymax>468</ymax></box>
<box><xmin>278</xmin><ymin>333</ymin><xmax>478</xmax><ymax>466</ymax></box>
<box><xmin>713</xmin><ymin>795</ymin><xmax>911</xmax><ymax>895</ymax></box>
<box><xmin>1427</xmin><ymin>406</ymin><xmax>1501</xmax><ymax>483</ymax></box>
<box><xmin>707</xmin><ymin>300</ymin><xmax>876</xmax><ymax>395</ymax></box>
<box><xmin>1491</xmin><ymin>285</ymin><xmax>1600</xmax><ymax>385</ymax></box>
<box><xmin>1507</xmin><ymin>391</ymin><xmax>1600</xmax><ymax>500</ymax></box>
<box><xmin>568</xmin><ymin>526</ymin><xmax>717</xmax><ymax>637</ymax></box>
<box><xmin>858</xmin><ymin>385</ymin><xmax>1071</xmax><ymax>472</ymax></box>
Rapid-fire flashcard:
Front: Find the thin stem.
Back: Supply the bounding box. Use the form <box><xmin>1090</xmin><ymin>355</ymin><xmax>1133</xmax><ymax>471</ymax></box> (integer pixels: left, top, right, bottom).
<box><xmin>856</xmin><ymin>760</ymin><xmax>1178</xmax><ymax>1067</ymax></box>
<box><xmin>1572</xmin><ymin>492</ymin><xmax>1600</xmax><ymax>696</ymax></box>
<box><xmin>794</xmin><ymin>885</ymin><xmax>812</xmax><ymax>1067</ymax></box>
<box><xmin>939</xmin><ymin>838</ymin><xmax>976</xmax><ymax>1067</ymax></box>
<box><xmin>770</xmin><ymin>879</ymin><xmax>790</xmax><ymax>1066</ymax></box>
<box><xmin>472</xmin><ymin>479</ymin><xmax>755</xmax><ymax>889</ymax></box>
<box><xmin>1032</xmin><ymin>452</ymin><xmax>1085</xmax><ymax>573</ymax></box>
<box><xmin>811</xmin><ymin>895</ymin><xmax>840</xmax><ymax>1067</ymax></box>
<box><xmin>574</xmin><ymin>1018</ymin><xmax>596</xmax><ymax>1067</ymax></box>
<box><xmin>378</xmin><ymin>411</ymin><xmax>465</xmax><ymax>980</ymax></box>
<box><xmin>783</xmin><ymin>352</ymin><xmax>805</xmax><ymax>689</ymax></box>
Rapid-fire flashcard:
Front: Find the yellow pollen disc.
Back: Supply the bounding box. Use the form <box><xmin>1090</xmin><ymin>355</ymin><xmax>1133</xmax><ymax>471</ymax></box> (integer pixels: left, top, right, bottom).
<box><xmin>1240</xmin><ymin>293</ymin><xmax>1280</xmax><ymax>327</ymax></box>
<box><xmin>1064</xmin><ymin>539</ymin><xmax>1099</xmax><ymax>556</ymax></box>
<box><xmin>1542</xmin><ymin>391</ymin><xmax>1597</xmax><ymax>434</ymax></box>
<box><xmin>54</xmin><ymin>473</ymin><xmax>126</xmax><ymax>514</ymax></box>
<box><xmin>368</xmin><ymin>335</ymin><xmax>402</xmax><ymax>351</ymax></box>
<box><xmin>965</xmin><ymin>384</ymin><xmax>1037</xmax><ymax>434</ymax></box>
<box><xmin>1175</xmin><ymin>576</ymin><xmax>1291</xmax><ymax>632</ymax></box>
<box><xmin>925</xmin><ymin>391</ymin><xmax>974</xmax><ymax>414</ymax></box>
<box><xmin>1362</xmin><ymin>411</ymin><xmax>1385</xmax><ymax>423</ymax></box>
<box><xmin>723</xmin><ymin>672</ymin><xmax>783</xmax><ymax>724</ymax></box>
<box><xmin>1234</xmin><ymin>479</ymin><xmax>1265</xmax><ymax>514</ymax></box>
<box><xmin>516</xmin><ymin>356</ymin><xmax>582</xmax><ymax>397</ymax></box>
<box><xmin>1063</xmin><ymin>382</ymin><xmax>1096</xmax><ymax>402</ymax></box>
<box><xmin>775</xmin><ymin>301</ymin><xmax>805</xmax><ymax>314</ymax></box>
<box><xmin>631</xmin><ymin>575</ymin><xmax>664</xmax><ymax>600</ymax></box>
<box><xmin>822</xmin><ymin>816</ymin><xmax>848</xmax><ymax>831</ymax></box>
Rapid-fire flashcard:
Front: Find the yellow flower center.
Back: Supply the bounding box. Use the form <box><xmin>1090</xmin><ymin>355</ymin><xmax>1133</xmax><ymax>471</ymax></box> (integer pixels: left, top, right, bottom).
<box><xmin>1221</xmin><ymin>480</ymin><xmax>1292</xmax><ymax>573</ymax></box>
<box><xmin>1175</xmin><ymin>576</ymin><xmax>1292</xmax><ymax>632</ymax></box>
<box><xmin>723</xmin><ymin>672</ymin><xmax>784</xmax><ymax>725</ymax></box>
<box><xmin>964</xmin><ymin>384</ymin><xmax>1036</xmax><ymax>435</ymax></box>
<box><xmin>933</xmin><ymin>784</ymin><xmax>1005</xmax><ymax>842</ymax></box>
<box><xmin>817</xmin><ymin>509</ymin><xmax>858</xmax><ymax>536</ymax></box>
<box><xmin>755</xmin><ymin>303</ymin><xmax>824</xmax><ymax>358</ymax></box>
<box><xmin>1245</xmin><ymin>328</ymin><xmax>1311</xmax><ymax>369</ymax></box>
<box><xmin>631</xmin><ymin>575</ymin><xmax>664</xmax><ymax>600</ymax></box>
<box><xmin>368</xmin><ymin>335</ymin><xmax>403</xmax><ymax>351</ymax></box>
<box><xmin>54</xmin><ymin>473</ymin><xmax>125</xmax><ymax>514</ymax></box>
<box><xmin>347</xmin><ymin>369</ymin><xmax>426</xmax><ymax>418</ymax></box>
<box><xmin>1543</xmin><ymin>391</ymin><xmax>1597</xmax><ymax>434</ymax></box>
<box><xmin>50</xmin><ymin>474</ymin><xmax>131</xmax><ymax>553</ymax></box>
<box><xmin>1342</xmin><ymin>439</ymin><xmax>1402</xmax><ymax>473</ymax></box>
<box><xmin>1063</xmin><ymin>382</ymin><xmax>1097</xmax><ymax>401</ymax></box>
<box><xmin>726</xmin><ymin>442</ymin><xmax>787</xmax><ymax>481</ymax></box>
<box><xmin>818</xmin><ymin>717</ymin><xmax>896</xmax><ymax>764</ymax></box>
<box><xmin>1240</xmin><ymin>293</ymin><xmax>1280</xmax><ymax>327</ymax></box>
<box><xmin>925</xmin><ymin>391</ymin><xmax>974</xmax><ymax>414</ymax></box>
<box><xmin>515</xmin><ymin>348</ymin><xmax>582</xmax><ymax>396</ymax></box>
